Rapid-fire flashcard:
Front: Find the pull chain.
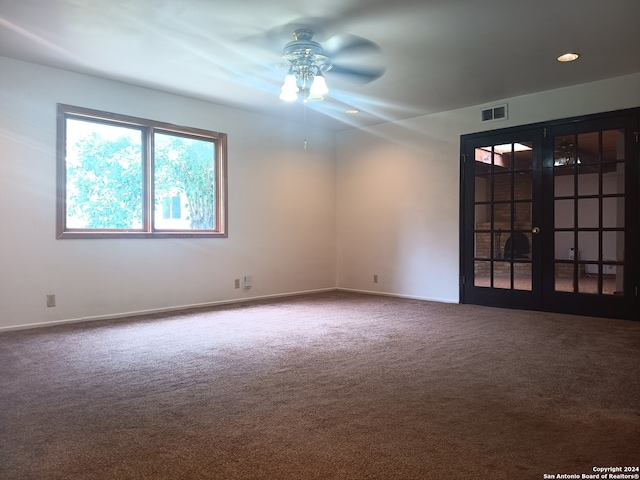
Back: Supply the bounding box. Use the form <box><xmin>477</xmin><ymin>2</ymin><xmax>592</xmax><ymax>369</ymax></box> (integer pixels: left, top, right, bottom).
<box><xmin>303</xmin><ymin>101</ymin><xmax>308</xmax><ymax>149</ymax></box>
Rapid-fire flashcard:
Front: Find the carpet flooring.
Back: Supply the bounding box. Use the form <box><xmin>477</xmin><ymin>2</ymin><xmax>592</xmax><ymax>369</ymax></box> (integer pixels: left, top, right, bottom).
<box><xmin>1</xmin><ymin>291</ymin><xmax>639</xmax><ymax>479</ymax></box>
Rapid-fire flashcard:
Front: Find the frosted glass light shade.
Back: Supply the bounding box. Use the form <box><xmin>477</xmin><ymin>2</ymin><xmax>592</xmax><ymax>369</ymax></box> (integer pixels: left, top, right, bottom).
<box><xmin>279</xmin><ymin>89</ymin><xmax>298</xmax><ymax>101</ymax></box>
<box><xmin>281</xmin><ymin>74</ymin><xmax>299</xmax><ymax>93</ymax></box>
<box><xmin>309</xmin><ymin>74</ymin><xmax>329</xmax><ymax>95</ymax></box>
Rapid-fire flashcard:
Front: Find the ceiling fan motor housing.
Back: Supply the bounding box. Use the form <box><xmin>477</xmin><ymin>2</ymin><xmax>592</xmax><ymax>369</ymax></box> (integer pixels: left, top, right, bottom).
<box><xmin>283</xmin><ymin>29</ymin><xmax>332</xmax><ymax>79</ymax></box>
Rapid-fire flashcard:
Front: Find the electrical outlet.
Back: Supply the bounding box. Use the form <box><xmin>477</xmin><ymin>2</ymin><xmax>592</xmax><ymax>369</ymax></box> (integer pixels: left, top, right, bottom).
<box><xmin>243</xmin><ymin>275</ymin><xmax>252</xmax><ymax>289</ymax></box>
<box><xmin>46</xmin><ymin>294</ymin><xmax>56</xmax><ymax>308</ymax></box>
<box><xmin>373</xmin><ymin>274</ymin><xmax>379</xmax><ymax>284</ymax></box>
<box><xmin>234</xmin><ymin>279</ymin><xmax>240</xmax><ymax>289</ymax></box>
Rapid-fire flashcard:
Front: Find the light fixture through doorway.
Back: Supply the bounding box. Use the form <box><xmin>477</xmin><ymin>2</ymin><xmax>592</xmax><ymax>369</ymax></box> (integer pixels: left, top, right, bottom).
<box><xmin>556</xmin><ymin>52</ymin><xmax>580</xmax><ymax>62</ymax></box>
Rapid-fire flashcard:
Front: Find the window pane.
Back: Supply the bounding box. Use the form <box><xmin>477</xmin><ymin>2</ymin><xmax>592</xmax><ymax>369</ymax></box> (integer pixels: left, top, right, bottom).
<box><xmin>65</xmin><ymin>119</ymin><xmax>143</xmax><ymax>229</ymax></box>
<box><xmin>494</xmin><ymin>202</ymin><xmax>512</xmax><ymax>226</ymax></box>
<box><xmin>577</xmin><ymin>231</ymin><xmax>599</xmax><ymax>262</ymax></box>
<box><xmin>602</xmin><ymin>129</ymin><xmax>624</xmax><ymax>163</ymax></box>
<box><xmin>475</xmin><ymin>146</ymin><xmax>493</xmax><ymax>169</ymax></box>
<box><xmin>554</xmin><ymin>135</ymin><xmax>576</xmax><ymax>166</ymax></box>
<box><xmin>474</xmin><ymin>261</ymin><xmax>491</xmax><ymax>287</ymax></box>
<box><xmin>602</xmin><ymin>231</ymin><xmax>624</xmax><ymax>262</ymax></box>
<box><xmin>514</xmin><ymin>172</ymin><xmax>532</xmax><ymax>201</ymax></box>
<box><xmin>554</xmin><ymin>166</ymin><xmax>574</xmax><ymax>197</ymax></box>
<box><xmin>474</xmin><ymin>204</ymin><xmax>492</xmax><ymax>227</ymax></box>
<box><xmin>576</xmin><ymin>132</ymin><xmax>599</xmax><ymax>166</ymax></box>
<box><xmin>555</xmin><ymin>231</ymin><xmax>575</xmax><ymax>260</ymax></box>
<box><xmin>495</xmin><ymin>149</ymin><xmax>512</xmax><ymax>171</ymax></box>
<box><xmin>603</xmin><ymin>164</ymin><xmax>625</xmax><ymax>194</ymax></box>
<box><xmin>514</xmin><ymin>202</ymin><xmax>531</xmax><ymax>230</ymax></box>
<box><xmin>494</xmin><ymin>174</ymin><xmax>512</xmax><ymax>201</ymax></box>
<box><xmin>475</xmin><ymin>175</ymin><xmax>491</xmax><ymax>203</ymax></box>
<box><xmin>513</xmin><ymin>263</ymin><xmax>531</xmax><ymax>291</ymax></box>
<box><xmin>577</xmin><ymin>171</ymin><xmax>599</xmax><ymax>196</ymax></box>
<box><xmin>602</xmin><ymin>266</ymin><xmax>621</xmax><ymax>296</ymax></box>
<box><xmin>493</xmin><ymin>260</ymin><xmax>511</xmax><ymax>289</ymax></box>
<box><xmin>475</xmin><ymin>232</ymin><xmax>492</xmax><ymax>259</ymax></box>
<box><xmin>602</xmin><ymin>197</ymin><xmax>624</xmax><ymax>228</ymax></box>
<box><xmin>578</xmin><ymin>269</ymin><xmax>599</xmax><ymax>295</ymax></box>
<box><xmin>512</xmin><ymin>144</ymin><xmax>533</xmax><ymax>171</ymax></box>
<box><xmin>154</xmin><ymin>133</ymin><xmax>216</xmax><ymax>231</ymax></box>
<box><xmin>577</xmin><ymin>198</ymin><xmax>599</xmax><ymax>228</ymax></box>
<box><xmin>555</xmin><ymin>199</ymin><xmax>574</xmax><ymax>228</ymax></box>
<box><xmin>555</xmin><ymin>263</ymin><xmax>575</xmax><ymax>292</ymax></box>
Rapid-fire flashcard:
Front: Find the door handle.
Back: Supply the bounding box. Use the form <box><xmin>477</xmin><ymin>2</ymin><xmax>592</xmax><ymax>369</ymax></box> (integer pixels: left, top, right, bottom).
<box><xmin>531</xmin><ymin>226</ymin><xmax>540</xmax><ymax>234</ymax></box>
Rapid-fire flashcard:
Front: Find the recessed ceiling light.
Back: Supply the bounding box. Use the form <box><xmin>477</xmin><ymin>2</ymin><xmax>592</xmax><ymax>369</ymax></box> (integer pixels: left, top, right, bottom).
<box><xmin>345</xmin><ymin>109</ymin><xmax>360</xmax><ymax>115</ymax></box>
<box><xmin>557</xmin><ymin>52</ymin><xmax>579</xmax><ymax>63</ymax></box>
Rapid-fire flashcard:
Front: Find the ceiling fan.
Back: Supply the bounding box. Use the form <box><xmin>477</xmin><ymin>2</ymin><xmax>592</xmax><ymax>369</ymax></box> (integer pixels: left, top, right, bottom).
<box><xmin>276</xmin><ymin>27</ymin><xmax>385</xmax><ymax>103</ymax></box>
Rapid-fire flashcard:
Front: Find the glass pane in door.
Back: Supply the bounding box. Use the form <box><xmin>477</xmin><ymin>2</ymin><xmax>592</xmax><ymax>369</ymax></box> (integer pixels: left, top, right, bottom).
<box><xmin>553</xmin><ymin>129</ymin><xmax>626</xmax><ymax>296</ymax></box>
<box><xmin>473</xmin><ymin>142</ymin><xmax>533</xmax><ymax>291</ymax></box>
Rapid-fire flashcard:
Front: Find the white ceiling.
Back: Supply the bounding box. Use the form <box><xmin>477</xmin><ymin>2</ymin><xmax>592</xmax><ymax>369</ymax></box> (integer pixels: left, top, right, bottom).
<box><xmin>1</xmin><ymin>0</ymin><xmax>638</xmax><ymax>130</ymax></box>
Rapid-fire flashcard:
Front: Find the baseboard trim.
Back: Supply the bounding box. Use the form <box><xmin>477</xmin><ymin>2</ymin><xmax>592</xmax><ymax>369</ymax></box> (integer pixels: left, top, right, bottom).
<box><xmin>0</xmin><ymin>288</ymin><xmax>338</xmax><ymax>332</ymax></box>
<box><xmin>1</xmin><ymin>288</ymin><xmax>458</xmax><ymax>332</ymax></box>
<box><xmin>336</xmin><ymin>287</ymin><xmax>457</xmax><ymax>305</ymax></box>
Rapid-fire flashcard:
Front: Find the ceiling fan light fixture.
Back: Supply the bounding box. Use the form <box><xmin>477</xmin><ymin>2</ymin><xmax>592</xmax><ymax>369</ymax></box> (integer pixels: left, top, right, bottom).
<box><xmin>279</xmin><ymin>29</ymin><xmax>333</xmax><ymax>103</ymax></box>
<box><xmin>309</xmin><ymin>73</ymin><xmax>329</xmax><ymax>96</ymax></box>
<box><xmin>279</xmin><ymin>89</ymin><xmax>298</xmax><ymax>102</ymax></box>
<box><xmin>279</xmin><ymin>73</ymin><xmax>299</xmax><ymax>101</ymax></box>
<box><xmin>281</xmin><ymin>73</ymin><xmax>299</xmax><ymax>93</ymax></box>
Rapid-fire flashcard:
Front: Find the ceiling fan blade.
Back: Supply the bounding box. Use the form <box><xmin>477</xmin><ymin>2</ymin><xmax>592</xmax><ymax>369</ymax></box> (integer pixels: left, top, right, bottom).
<box><xmin>324</xmin><ymin>34</ymin><xmax>381</xmax><ymax>59</ymax></box>
<box><xmin>329</xmin><ymin>64</ymin><xmax>385</xmax><ymax>84</ymax></box>
<box><xmin>236</xmin><ymin>16</ymin><xmax>386</xmax><ymax>85</ymax></box>
<box><xmin>236</xmin><ymin>27</ymin><xmax>287</xmax><ymax>53</ymax></box>
<box><xmin>236</xmin><ymin>17</ymin><xmax>330</xmax><ymax>52</ymax></box>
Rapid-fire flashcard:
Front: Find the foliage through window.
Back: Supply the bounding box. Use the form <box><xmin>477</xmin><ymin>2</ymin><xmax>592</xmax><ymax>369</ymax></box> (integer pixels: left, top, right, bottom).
<box><xmin>57</xmin><ymin>105</ymin><xmax>227</xmax><ymax>238</ymax></box>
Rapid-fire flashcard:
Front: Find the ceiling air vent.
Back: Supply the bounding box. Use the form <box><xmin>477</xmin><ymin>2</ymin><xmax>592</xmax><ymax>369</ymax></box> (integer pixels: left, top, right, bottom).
<box><xmin>481</xmin><ymin>104</ymin><xmax>508</xmax><ymax>122</ymax></box>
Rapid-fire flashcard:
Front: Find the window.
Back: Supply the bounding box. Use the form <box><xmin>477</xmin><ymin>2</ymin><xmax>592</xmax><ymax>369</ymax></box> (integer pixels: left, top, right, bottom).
<box><xmin>57</xmin><ymin>104</ymin><xmax>227</xmax><ymax>238</ymax></box>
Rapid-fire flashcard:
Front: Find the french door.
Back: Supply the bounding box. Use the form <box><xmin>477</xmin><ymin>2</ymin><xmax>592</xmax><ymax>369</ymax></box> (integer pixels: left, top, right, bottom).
<box><xmin>460</xmin><ymin>108</ymin><xmax>639</xmax><ymax>320</ymax></box>
<box><xmin>461</xmin><ymin>129</ymin><xmax>543</xmax><ymax>311</ymax></box>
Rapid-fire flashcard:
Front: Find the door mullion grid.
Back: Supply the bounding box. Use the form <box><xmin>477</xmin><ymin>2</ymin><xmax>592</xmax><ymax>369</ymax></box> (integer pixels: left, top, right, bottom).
<box><xmin>490</xmin><ymin>147</ymin><xmax>496</xmax><ymax>289</ymax></box>
<box><xmin>597</xmin><ymin>130</ymin><xmax>604</xmax><ymax>296</ymax></box>
<box><xmin>572</xmin><ymin>134</ymin><xmax>579</xmax><ymax>294</ymax></box>
<box><xmin>509</xmin><ymin>144</ymin><xmax>515</xmax><ymax>290</ymax></box>
<box><xmin>462</xmin><ymin>107</ymin><xmax>639</xmax><ymax>320</ymax></box>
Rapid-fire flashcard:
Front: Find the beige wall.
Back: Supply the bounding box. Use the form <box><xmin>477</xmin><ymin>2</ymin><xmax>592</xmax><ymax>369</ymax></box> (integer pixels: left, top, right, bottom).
<box><xmin>336</xmin><ymin>74</ymin><xmax>640</xmax><ymax>301</ymax></box>
<box><xmin>0</xmin><ymin>56</ymin><xmax>338</xmax><ymax>329</ymax></box>
<box><xmin>2</xmin><ymin>53</ymin><xmax>638</xmax><ymax>329</ymax></box>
